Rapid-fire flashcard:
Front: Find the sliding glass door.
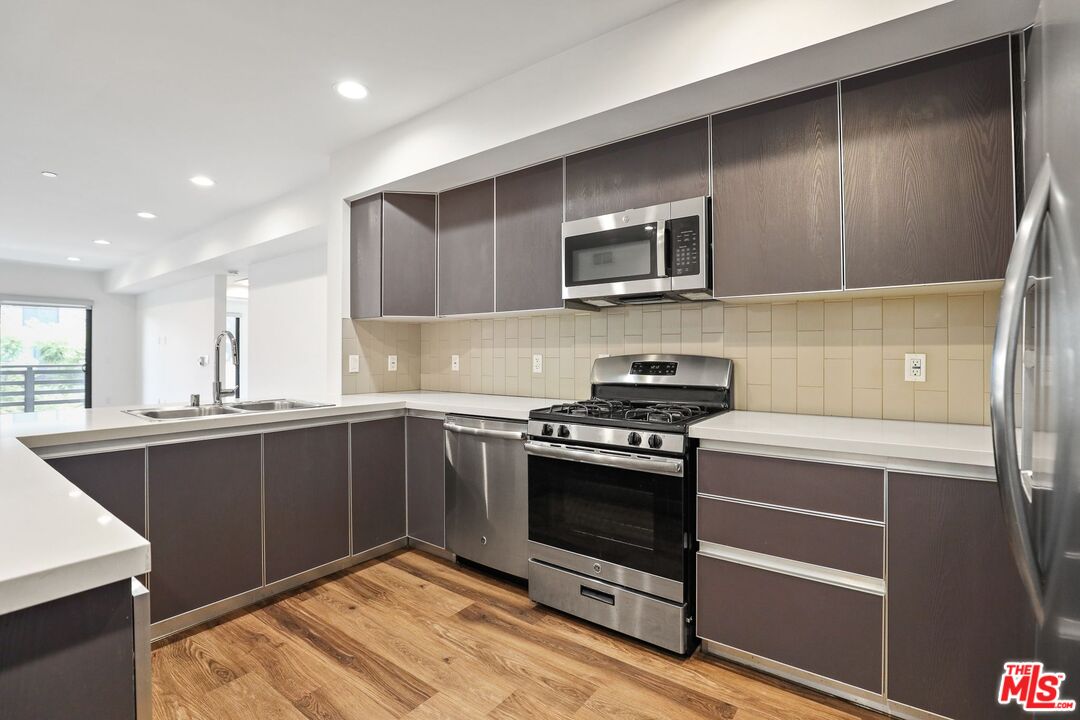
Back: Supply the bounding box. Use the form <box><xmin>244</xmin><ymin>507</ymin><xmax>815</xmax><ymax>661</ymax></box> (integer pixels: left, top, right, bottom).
<box><xmin>0</xmin><ymin>303</ymin><xmax>91</xmax><ymax>413</ymax></box>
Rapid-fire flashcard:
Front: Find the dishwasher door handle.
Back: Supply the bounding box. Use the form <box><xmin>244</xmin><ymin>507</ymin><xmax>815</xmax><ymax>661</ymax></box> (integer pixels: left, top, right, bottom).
<box><xmin>523</xmin><ymin>441</ymin><xmax>683</xmax><ymax>476</ymax></box>
<box><xmin>443</xmin><ymin>422</ymin><xmax>526</xmax><ymax>441</ymax></box>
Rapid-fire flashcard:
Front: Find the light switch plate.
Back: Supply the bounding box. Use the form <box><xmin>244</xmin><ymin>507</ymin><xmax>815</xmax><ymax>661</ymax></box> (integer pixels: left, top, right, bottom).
<box><xmin>451</xmin><ymin>354</ymin><xmax>460</xmax><ymax>372</ymax></box>
<box><xmin>904</xmin><ymin>353</ymin><xmax>927</xmax><ymax>382</ymax></box>
<box><xmin>388</xmin><ymin>354</ymin><xmax>398</xmax><ymax>372</ymax></box>
<box><xmin>348</xmin><ymin>354</ymin><xmax>360</xmax><ymax>373</ymax></box>
<box><xmin>532</xmin><ymin>353</ymin><xmax>543</xmax><ymax>374</ymax></box>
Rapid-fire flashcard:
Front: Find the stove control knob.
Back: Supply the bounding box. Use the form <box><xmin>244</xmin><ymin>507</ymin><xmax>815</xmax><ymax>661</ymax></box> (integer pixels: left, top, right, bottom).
<box><xmin>558</xmin><ymin>425</ymin><xmax>571</xmax><ymax>438</ymax></box>
<box><xmin>541</xmin><ymin>424</ymin><xmax>554</xmax><ymax>436</ymax></box>
<box><xmin>627</xmin><ymin>432</ymin><xmax>642</xmax><ymax>446</ymax></box>
<box><xmin>648</xmin><ymin>434</ymin><xmax>663</xmax><ymax>449</ymax></box>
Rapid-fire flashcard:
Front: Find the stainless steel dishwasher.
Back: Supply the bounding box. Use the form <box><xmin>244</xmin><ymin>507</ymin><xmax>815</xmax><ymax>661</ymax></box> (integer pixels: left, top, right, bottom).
<box><xmin>444</xmin><ymin>415</ymin><xmax>528</xmax><ymax>579</ymax></box>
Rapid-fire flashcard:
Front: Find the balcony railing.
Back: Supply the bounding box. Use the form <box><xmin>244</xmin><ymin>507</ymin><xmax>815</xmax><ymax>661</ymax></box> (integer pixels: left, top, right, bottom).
<box><xmin>0</xmin><ymin>364</ymin><xmax>87</xmax><ymax>413</ymax></box>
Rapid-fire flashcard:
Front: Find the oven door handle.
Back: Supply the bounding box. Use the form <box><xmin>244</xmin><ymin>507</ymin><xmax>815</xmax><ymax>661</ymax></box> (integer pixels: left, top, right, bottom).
<box><xmin>523</xmin><ymin>441</ymin><xmax>683</xmax><ymax>476</ymax></box>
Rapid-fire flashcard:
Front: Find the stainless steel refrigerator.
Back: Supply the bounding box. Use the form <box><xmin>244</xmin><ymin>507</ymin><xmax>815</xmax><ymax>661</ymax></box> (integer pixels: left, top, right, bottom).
<box><xmin>991</xmin><ymin>0</ymin><xmax>1080</xmax><ymax>684</ymax></box>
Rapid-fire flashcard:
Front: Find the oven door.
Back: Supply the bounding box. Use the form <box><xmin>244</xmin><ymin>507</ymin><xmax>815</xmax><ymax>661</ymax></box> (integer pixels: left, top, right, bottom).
<box><xmin>562</xmin><ymin>203</ymin><xmax>670</xmax><ymax>300</ymax></box>
<box><xmin>525</xmin><ymin>441</ymin><xmax>686</xmax><ymax>601</ymax></box>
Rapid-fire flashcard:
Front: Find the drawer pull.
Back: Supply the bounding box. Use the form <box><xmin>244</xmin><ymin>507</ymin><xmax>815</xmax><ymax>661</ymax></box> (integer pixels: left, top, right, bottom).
<box><xmin>580</xmin><ymin>586</ymin><xmax>616</xmax><ymax>606</ymax></box>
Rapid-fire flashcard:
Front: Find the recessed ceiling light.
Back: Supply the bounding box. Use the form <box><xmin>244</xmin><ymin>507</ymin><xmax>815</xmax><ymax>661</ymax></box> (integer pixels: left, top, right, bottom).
<box><xmin>67</xmin><ymin>256</ymin><xmax>81</xmax><ymax>262</ymax></box>
<box><xmin>93</xmin><ymin>239</ymin><xmax>111</xmax><ymax>246</ymax></box>
<box><xmin>136</xmin><ymin>211</ymin><xmax>157</xmax><ymax>219</ymax></box>
<box><xmin>189</xmin><ymin>175</ymin><xmax>215</xmax><ymax>187</ymax></box>
<box><xmin>40</xmin><ymin>170</ymin><xmax>58</xmax><ymax>178</ymax></box>
<box><xmin>334</xmin><ymin>79</ymin><xmax>368</xmax><ymax>100</ymax></box>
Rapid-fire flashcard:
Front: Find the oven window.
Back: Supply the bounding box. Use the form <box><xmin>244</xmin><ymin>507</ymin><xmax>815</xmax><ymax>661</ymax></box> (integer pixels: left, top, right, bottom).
<box><xmin>564</xmin><ymin>224</ymin><xmax>658</xmax><ymax>287</ymax></box>
<box><xmin>528</xmin><ymin>455</ymin><xmax>685</xmax><ymax>582</ymax></box>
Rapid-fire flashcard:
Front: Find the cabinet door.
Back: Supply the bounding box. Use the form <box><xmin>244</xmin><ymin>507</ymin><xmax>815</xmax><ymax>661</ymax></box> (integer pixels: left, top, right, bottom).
<box><xmin>383</xmin><ymin>192</ymin><xmax>437</xmax><ymax>317</ymax></box>
<box><xmin>888</xmin><ymin>473</ymin><xmax>1035</xmax><ymax>719</ymax></box>
<box><xmin>438</xmin><ymin>179</ymin><xmax>495</xmax><ymax>315</ymax></box>
<box><xmin>711</xmin><ymin>84</ymin><xmax>842</xmax><ymax>296</ymax></box>
<box><xmin>495</xmin><ymin>159</ymin><xmax>564</xmax><ymax>313</ymax></box>
<box><xmin>349</xmin><ymin>192</ymin><xmax>383</xmax><ymax>319</ymax></box>
<box><xmin>147</xmin><ymin>435</ymin><xmax>262</xmax><ymax>623</ymax></box>
<box><xmin>697</xmin><ymin>553</ymin><xmax>883</xmax><ymax>693</ymax></box>
<box><xmin>842</xmin><ymin>37</ymin><xmax>1014</xmax><ymax>288</ymax></box>
<box><xmin>264</xmin><ymin>424</ymin><xmax>350</xmax><ymax>583</ymax></box>
<box><xmin>46</xmin><ymin>449</ymin><xmax>146</xmax><ymax>538</ymax></box>
<box><xmin>0</xmin><ymin>581</ymin><xmax>135</xmax><ymax>720</ymax></box>
<box><xmin>406</xmin><ymin>416</ymin><xmax>445</xmax><ymax>548</ymax></box>
<box><xmin>351</xmin><ymin>417</ymin><xmax>407</xmax><ymax>553</ymax></box>
<box><xmin>564</xmin><ymin>118</ymin><xmax>709</xmax><ymax>221</ymax></box>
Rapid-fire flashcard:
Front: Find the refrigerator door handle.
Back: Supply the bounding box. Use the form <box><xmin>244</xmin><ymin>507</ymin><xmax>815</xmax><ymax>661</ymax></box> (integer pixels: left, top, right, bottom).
<box><xmin>991</xmin><ymin>155</ymin><xmax>1052</xmax><ymax>625</ymax></box>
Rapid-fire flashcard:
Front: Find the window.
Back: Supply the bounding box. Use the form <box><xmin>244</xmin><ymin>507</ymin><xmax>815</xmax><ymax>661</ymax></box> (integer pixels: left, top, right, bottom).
<box><xmin>0</xmin><ymin>303</ymin><xmax>91</xmax><ymax>413</ymax></box>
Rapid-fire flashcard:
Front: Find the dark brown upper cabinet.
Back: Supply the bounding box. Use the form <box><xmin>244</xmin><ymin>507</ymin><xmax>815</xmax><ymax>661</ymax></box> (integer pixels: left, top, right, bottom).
<box><xmin>350</xmin><ymin>192</ymin><xmax>437</xmax><ymax>318</ymax></box>
<box><xmin>888</xmin><ymin>472</ymin><xmax>1035</xmax><ymax>720</ymax></box>
<box><xmin>438</xmin><ymin>179</ymin><xmax>495</xmax><ymax>315</ymax></box>
<box><xmin>841</xmin><ymin>37</ymin><xmax>1015</xmax><ymax>289</ymax></box>
<box><xmin>564</xmin><ymin>118</ymin><xmax>709</xmax><ymax>221</ymax></box>
<box><xmin>711</xmin><ymin>85</ymin><xmax>843</xmax><ymax>297</ymax></box>
<box><xmin>495</xmin><ymin>159</ymin><xmax>565</xmax><ymax>312</ymax></box>
<box><xmin>349</xmin><ymin>193</ymin><xmax>383</xmax><ymax>319</ymax></box>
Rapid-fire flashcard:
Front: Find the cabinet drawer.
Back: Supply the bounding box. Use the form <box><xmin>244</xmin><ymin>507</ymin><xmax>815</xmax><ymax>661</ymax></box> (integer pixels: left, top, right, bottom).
<box><xmin>697</xmin><ymin>553</ymin><xmax>883</xmax><ymax>693</ymax></box>
<box><xmin>698</xmin><ymin>497</ymin><xmax>883</xmax><ymax>578</ymax></box>
<box><xmin>697</xmin><ymin>450</ymin><xmax>883</xmax><ymax>521</ymax></box>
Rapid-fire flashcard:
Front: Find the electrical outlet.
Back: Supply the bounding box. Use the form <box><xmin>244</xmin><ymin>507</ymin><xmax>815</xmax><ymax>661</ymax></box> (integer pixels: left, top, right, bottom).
<box><xmin>532</xmin><ymin>353</ymin><xmax>543</xmax><ymax>374</ymax></box>
<box><xmin>451</xmin><ymin>354</ymin><xmax>460</xmax><ymax>372</ymax></box>
<box><xmin>348</xmin><ymin>355</ymin><xmax>360</xmax><ymax>373</ymax></box>
<box><xmin>387</xmin><ymin>354</ymin><xmax>398</xmax><ymax>372</ymax></box>
<box><xmin>904</xmin><ymin>353</ymin><xmax>927</xmax><ymax>382</ymax></box>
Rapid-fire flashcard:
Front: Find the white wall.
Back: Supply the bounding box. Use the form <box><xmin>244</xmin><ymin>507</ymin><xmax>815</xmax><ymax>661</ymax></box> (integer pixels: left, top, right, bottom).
<box><xmin>0</xmin><ymin>260</ymin><xmax>138</xmax><ymax>407</ymax></box>
<box><xmin>245</xmin><ymin>244</ymin><xmax>327</xmax><ymax>400</ymax></box>
<box><xmin>137</xmin><ymin>275</ymin><xmax>226</xmax><ymax>404</ymax></box>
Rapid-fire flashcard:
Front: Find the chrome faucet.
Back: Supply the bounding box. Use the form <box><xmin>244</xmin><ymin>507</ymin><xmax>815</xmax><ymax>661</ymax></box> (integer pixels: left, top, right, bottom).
<box><xmin>213</xmin><ymin>330</ymin><xmax>240</xmax><ymax>404</ymax></box>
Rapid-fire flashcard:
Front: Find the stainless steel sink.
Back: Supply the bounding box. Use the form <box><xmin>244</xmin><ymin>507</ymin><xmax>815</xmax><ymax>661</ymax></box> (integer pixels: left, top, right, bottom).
<box><xmin>126</xmin><ymin>405</ymin><xmax>247</xmax><ymax>420</ymax></box>
<box><xmin>228</xmin><ymin>399</ymin><xmax>331</xmax><ymax>412</ymax></box>
<box><xmin>124</xmin><ymin>398</ymin><xmax>332</xmax><ymax>421</ymax></box>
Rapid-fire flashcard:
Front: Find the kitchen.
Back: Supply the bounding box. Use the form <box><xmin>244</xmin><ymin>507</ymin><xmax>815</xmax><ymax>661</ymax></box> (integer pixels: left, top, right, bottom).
<box><xmin>0</xmin><ymin>1</ymin><xmax>1077</xmax><ymax>719</ymax></box>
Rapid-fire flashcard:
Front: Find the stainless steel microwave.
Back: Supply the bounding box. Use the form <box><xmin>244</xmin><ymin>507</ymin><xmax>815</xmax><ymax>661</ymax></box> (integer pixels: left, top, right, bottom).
<box><xmin>561</xmin><ymin>196</ymin><xmax>711</xmax><ymax>306</ymax></box>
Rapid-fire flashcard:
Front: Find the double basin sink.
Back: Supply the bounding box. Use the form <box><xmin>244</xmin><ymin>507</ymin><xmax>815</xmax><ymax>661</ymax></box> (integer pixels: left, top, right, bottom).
<box><xmin>125</xmin><ymin>399</ymin><xmax>331</xmax><ymax>421</ymax></box>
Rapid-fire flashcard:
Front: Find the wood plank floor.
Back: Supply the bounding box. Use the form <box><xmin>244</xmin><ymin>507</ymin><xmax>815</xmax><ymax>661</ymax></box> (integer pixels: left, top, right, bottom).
<box><xmin>152</xmin><ymin>550</ymin><xmax>888</xmax><ymax>720</ymax></box>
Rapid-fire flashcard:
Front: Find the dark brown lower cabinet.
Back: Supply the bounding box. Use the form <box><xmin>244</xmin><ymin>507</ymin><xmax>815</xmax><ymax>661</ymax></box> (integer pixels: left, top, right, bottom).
<box><xmin>351</xmin><ymin>417</ymin><xmax>407</xmax><ymax>553</ymax></box>
<box><xmin>406</xmin><ymin>416</ymin><xmax>445</xmax><ymax>548</ymax></box>
<box><xmin>264</xmin><ymin>424</ymin><xmax>350</xmax><ymax>583</ymax></box>
<box><xmin>46</xmin><ymin>449</ymin><xmax>147</xmax><ymax>538</ymax></box>
<box><xmin>887</xmin><ymin>473</ymin><xmax>1036</xmax><ymax>720</ymax></box>
<box><xmin>0</xmin><ymin>580</ymin><xmax>135</xmax><ymax>719</ymax></box>
<box><xmin>697</xmin><ymin>553</ymin><xmax>883</xmax><ymax>693</ymax></box>
<box><xmin>148</xmin><ymin>435</ymin><xmax>262</xmax><ymax>623</ymax></box>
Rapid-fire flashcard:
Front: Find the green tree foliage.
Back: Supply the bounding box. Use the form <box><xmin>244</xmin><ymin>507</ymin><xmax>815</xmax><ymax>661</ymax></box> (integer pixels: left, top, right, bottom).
<box><xmin>34</xmin><ymin>341</ymin><xmax>85</xmax><ymax>364</ymax></box>
<box><xmin>0</xmin><ymin>337</ymin><xmax>21</xmax><ymax>363</ymax></box>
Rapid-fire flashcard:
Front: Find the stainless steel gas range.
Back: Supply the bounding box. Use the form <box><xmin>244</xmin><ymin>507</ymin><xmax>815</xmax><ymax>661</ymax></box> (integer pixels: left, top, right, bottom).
<box><xmin>525</xmin><ymin>353</ymin><xmax>733</xmax><ymax>654</ymax></box>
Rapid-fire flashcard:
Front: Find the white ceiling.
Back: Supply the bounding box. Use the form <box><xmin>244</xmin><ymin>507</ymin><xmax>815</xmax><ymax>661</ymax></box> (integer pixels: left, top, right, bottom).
<box><xmin>0</xmin><ymin>0</ymin><xmax>677</xmax><ymax>270</ymax></box>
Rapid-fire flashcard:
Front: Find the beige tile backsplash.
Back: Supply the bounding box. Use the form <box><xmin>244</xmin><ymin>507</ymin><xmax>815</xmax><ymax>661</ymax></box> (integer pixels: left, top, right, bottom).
<box><xmin>342</xmin><ymin>288</ymin><xmax>1006</xmax><ymax>426</ymax></box>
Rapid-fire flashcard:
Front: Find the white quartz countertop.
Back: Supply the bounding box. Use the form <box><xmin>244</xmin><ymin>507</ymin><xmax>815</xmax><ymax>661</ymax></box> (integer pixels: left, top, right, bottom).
<box><xmin>0</xmin><ymin>391</ymin><xmax>560</xmax><ymax>616</ymax></box>
<box><xmin>689</xmin><ymin>410</ymin><xmax>996</xmax><ymax>470</ymax></box>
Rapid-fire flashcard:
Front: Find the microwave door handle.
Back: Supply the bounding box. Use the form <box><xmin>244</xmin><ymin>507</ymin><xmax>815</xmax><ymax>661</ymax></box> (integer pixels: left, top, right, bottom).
<box><xmin>991</xmin><ymin>154</ymin><xmax>1051</xmax><ymax>625</ymax></box>
<box><xmin>656</xmin><ymin>222</ymin><xmax>668</xmax><ymax>278</ymax></box>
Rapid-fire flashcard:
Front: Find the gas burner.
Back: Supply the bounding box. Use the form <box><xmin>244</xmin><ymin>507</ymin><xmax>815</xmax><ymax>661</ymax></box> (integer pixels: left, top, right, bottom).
<box><xmin>547</xmin><ymin>398</ymin><xmax>630</xmax><ymax>418</ymax></box>
<box><xmin>624</xmin><ymin>403</ymin><xmax>706</xmax><ymax>424</ymax></box>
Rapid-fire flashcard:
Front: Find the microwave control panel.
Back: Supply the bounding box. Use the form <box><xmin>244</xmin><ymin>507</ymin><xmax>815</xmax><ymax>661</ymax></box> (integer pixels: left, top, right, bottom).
<box><xmin>669</xmin><ymin>216</ymin><xmax>700</xmax><ymax>277</ymax></box>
